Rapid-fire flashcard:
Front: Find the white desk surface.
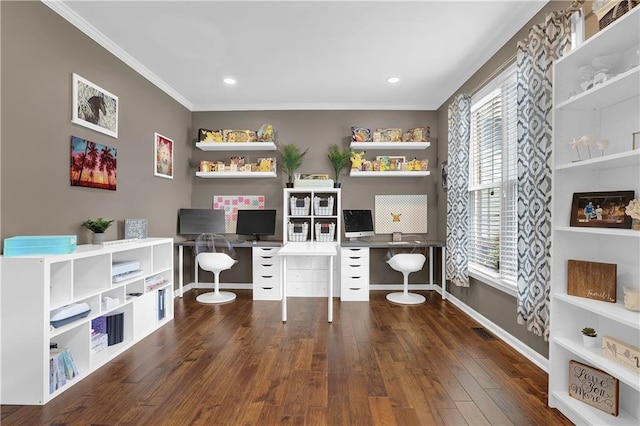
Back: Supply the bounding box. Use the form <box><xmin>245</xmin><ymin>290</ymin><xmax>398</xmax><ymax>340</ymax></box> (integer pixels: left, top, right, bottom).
<box><xmin>277</xmin><ymin>242</ymin><xmax>338</xmax><ymax>256</ymax></box>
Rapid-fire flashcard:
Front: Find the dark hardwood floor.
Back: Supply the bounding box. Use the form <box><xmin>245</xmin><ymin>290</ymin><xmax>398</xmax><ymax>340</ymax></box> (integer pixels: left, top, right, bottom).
<box><xmin>2</xmin><ymin>290</ymin><xmax>571</xmax><ymax>425</ymax></box>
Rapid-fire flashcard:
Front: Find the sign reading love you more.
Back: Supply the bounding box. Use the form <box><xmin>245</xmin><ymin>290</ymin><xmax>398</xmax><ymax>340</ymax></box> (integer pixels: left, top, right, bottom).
<box><xmin>569</xmin><ymin>360</ymin><xmax>619</xmax><ymax>416</ymax></box>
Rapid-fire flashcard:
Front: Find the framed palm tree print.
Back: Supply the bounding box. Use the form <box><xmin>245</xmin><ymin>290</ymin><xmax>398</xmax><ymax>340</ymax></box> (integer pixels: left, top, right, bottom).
<box><xmin>70</xmin><ymin>136</ymin><xmax>117</xmax><ymax>190</ymax></box>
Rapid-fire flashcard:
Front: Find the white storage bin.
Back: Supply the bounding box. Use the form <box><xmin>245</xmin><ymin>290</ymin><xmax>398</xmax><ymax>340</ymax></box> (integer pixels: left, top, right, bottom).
<box><xmin>313</xmin><ymin>196</ymin><xmax>334</xmax><ymax>216</ymax></box>
<box><xmin>289</xmin><ymin>196</ymin><xmax>310</xmax><ymax>216</ymax></box>
<box><xmin>315</xmin><ymin>222</ymin><xmax>336</xmax><ymax>242</ymax></box>
<box><xmin>287</xmin><ymin>222</ymin><xmax>309</xmax><ymax>242</ymax></box>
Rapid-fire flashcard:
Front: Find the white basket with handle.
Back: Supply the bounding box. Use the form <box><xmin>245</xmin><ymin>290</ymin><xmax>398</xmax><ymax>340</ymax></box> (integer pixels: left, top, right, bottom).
<box><xmin>315</xmin><ymin>222</ymin><xmax>336</xmax><ymax>242</ymax></box>
<box><xmin>290</xmin><ymin>196</ymin><xmax>310</xmax><ymax>216</ymax></box>
<box><xmin>288</xmin><ymin>222</ymin><xmax>309</xmax><ymax>242</ymax></box>
<box><xmin>313</xmin><ymin>196</ymin><xmax>334</xmax><ymax>216</ymax></box>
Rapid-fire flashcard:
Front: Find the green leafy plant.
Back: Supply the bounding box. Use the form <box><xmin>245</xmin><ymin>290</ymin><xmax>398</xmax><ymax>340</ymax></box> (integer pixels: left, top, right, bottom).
<box><xmin>82</xmin><ymin>217</ymin><xmax>114</xmax><ymax>233</ymax></box>
<box><xmin>327</xmin><ymin>144</ymin><xmax>352</xmax><ymax>184</ymax></box>
<box><xmin>278</xmin><ymin>144</ymin><xmax>308</xmax><ymax>184</ymax></box>
<box><xmin>581</xmin><ymin>327</ymin><xmax>597</xmax><ymax>337</ymax></box>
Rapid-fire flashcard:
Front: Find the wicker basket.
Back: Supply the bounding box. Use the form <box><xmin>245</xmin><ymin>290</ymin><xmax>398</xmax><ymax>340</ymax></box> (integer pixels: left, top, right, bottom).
<box><xmin>287</xmin><ymin>222</ymin><xmax>309</xmax><ymax>242</ymax></box>
<box><xmin>313</xmin><ymin>196</ymin><xmax>334</xmax><ymax>216</ymax></box>
<box><xmin>315</xmin><ymin>222</ymin><xmax>336</xmax><ymax>242</ymax></box>
<box><xmin>596</xmin><ymin>0</ymin><xmax>639</xmax><ymax>30</ymax></box>
<box><xmin>289</xmin><ymin>196</ymin><xmax>310</xmax><ymax>216</ymax></box>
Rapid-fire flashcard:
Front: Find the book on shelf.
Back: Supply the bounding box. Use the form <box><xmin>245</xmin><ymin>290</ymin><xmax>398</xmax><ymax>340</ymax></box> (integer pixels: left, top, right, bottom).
<box><xmin>49</xmin><ymin>348</ymin><xmax>79</xmax><ymax>393</ymax></box>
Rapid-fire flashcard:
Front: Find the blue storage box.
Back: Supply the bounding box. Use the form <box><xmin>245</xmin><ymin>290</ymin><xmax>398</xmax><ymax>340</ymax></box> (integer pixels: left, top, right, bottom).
<box><xmin>3</xmin><ymin>235</ymin><xmax>77</xmax><ymax>256</ymax></box>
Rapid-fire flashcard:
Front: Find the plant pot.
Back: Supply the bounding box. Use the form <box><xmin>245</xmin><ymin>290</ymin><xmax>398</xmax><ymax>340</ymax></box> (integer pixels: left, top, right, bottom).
<box><xmin>286</xmin><ymin>182</ymin><xmax>294</xmax><ymax>188</ymax></box>
<box><xmin>582</xmin><ymin>335</ymin><xmax>598</xmax><ymax>348</ymax></box>
<box><xmin>334</xmin><ymin>182</ymin><xmax>341</xmax><ymax>188</ymax></box>
<box><xmin>92</xmin><ymin>232</ymin><xmax>106</xmax><ymax>245</ymax></box>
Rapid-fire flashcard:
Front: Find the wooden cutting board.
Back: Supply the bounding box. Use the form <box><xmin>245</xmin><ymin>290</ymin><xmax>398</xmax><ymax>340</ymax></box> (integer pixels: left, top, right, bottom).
<box><xmin>567</xmin><ymin>259</ymin><xmax>617</xmax><ymax>303</ymax></box>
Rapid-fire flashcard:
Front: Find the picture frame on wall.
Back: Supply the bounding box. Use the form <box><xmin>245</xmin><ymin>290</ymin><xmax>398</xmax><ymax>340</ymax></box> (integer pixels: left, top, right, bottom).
<box><xmin>569</xmin><ymin>191</ymin><xmax>634</xmax><ymax>229</ymax></box>
<box><xmin>71</xmin><ymin>73</ymin><xmax>118</xmax><ymax>138</ymax></box>
<box><xmin>154</xmin><ymin>133</ymin><xmax>174</xmax><ymax>179</ymax></box>
<box><xmin>70</xmin><ymin>136</ymin><xmax>117</xmax><ymax>190</ymax></box>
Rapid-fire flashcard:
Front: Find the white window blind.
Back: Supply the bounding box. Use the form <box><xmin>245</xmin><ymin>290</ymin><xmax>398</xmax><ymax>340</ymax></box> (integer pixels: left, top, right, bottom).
<box><xmin>469</xmin><ymin>64</ymin><xmax>518</xmax><ymax>284</ymax></box>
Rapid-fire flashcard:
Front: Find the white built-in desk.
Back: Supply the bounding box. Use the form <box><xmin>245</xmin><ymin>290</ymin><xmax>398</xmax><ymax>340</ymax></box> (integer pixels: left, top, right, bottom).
<box><xmin>277</xmin><ymin>242</ymin><xmax>338</xmax><ymax>323</ymax></box>
<box><xmin>341</xmin><ymin>239</ymin><xmax>446</xmax><ymax>300</ymax></box>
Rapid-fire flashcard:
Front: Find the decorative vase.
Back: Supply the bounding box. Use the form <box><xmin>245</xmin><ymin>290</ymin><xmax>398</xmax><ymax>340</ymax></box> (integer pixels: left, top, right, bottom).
<box><xmin>92</xmin><ymin>232</ymin><xmax>106</xmax><ymax>245</ymax></box>
<box><xmin>582</xmin><ymin>335</ymin><xmax>598</xmax><ymax>348</ymax></box>
<box><xmin>623</xmin><ymin>286</ymin><xmax>640</xmax><ymax>311</ymax></box>
<box><xmin>632</xmin><ymin>218</ymin><xmax>640</xmax><ymax>231</ymax></box>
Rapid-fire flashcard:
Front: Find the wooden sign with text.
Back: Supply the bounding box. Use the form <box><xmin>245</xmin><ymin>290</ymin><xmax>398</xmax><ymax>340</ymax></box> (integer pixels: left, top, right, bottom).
<box><xmin>569</xmin><ymin>360</ymin><xmax>619</xmax><ymax>416</ymax></box>
<box><xmin>567</xmin><ymin>259</ymin><xmax>617</xmax><ymax>303</ymax></box>
<box><xmin>602</xmin><ymin>336</ymin><xmax>640</xmax><ymax>374</ymax></box>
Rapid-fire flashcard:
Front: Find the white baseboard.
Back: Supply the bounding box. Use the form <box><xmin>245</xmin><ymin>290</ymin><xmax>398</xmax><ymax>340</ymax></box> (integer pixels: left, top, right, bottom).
<box><xmin>444</xmin><ymin>292</ymin><xmax>549</xmax><ymax>373</ymax></box>
<box><xmin>369</xmin><ymin>283</ymin><xmax>436</xmax><ymax>291</ymax></box>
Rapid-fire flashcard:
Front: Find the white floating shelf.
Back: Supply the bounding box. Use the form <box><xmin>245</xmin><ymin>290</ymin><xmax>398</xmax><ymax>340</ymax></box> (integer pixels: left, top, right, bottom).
<box><xmin>556</xmin><ymin>67</ymin><xmax>640</xmax><ymax>111</ymax></box>
<box><xmin>195</xmin><ymin>171</ymin><xmax>277</xmax><ymax>178</ymax></box>
<box><xmin>556</xmin><ymin>149</ymin><xmax>640</xmax><ymax>171</ymax></box>
<box><xmin>349</xmin><ymin>170</ymin><xmax>430</xmax><ymax>177</ymax></box>
<box><xmin>349</xmin><ymin>142</ymin><xmax>430</xmax><ymax>150</ymax></box>
<box><xmin>195</xmin><ymin>142</ymin><xmax>277</xmax><ymax>151</ymax></box>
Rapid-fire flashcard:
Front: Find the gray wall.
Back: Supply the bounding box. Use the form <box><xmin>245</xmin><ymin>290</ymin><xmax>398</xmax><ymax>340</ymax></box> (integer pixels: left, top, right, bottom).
<box><xmin>435</xmin><ymin>1</ymin><xmax>595</xmax><ymax>358</ymax></box>
<box><xmin>1</xmin><ymin>2</ymin><xmax>192</xmax><ymax>245</ymax></box>
<box><xmin>192</xmin><ymin>110</ymin><xmax>438</xmax><ymax>284</ymax></box>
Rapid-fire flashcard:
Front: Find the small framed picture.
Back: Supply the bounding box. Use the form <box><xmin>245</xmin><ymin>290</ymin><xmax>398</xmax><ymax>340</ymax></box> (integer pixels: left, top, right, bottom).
<box><xmin>71</xmin><ymin>73</ymin><xmax>118</xmax><ymax>138</ymax></box>
<box><xmin>570</xmin><ymin>191</ymin><xmax>634</xmax><ymax>229</ymax></box>
<box><xmin>154</xmin><ymin>133</ymin><xmax>174</xmax><ymax>179</ymax></box>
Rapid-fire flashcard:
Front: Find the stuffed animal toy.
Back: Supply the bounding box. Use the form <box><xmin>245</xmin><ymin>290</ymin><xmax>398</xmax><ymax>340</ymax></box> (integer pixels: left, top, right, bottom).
<box><xmin>350</xmin><ymin>151</ymin><xmax>366</xmax><ymax>171</ymax></box>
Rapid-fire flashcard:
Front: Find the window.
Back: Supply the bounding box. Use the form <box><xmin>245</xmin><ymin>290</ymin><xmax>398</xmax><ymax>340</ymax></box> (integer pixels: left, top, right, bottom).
<box><xmin>468</xmin><ymin>63</ymin><xmax>517</xmax><ymax>288</ymax></box>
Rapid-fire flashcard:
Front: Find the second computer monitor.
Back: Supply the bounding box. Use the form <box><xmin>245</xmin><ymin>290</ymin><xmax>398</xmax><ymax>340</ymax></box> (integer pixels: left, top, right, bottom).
<box><xmin>236</xmin><ymin>209</ymin><xmax>277</xmax><ymax>242</ymax></box>
<box><xmin>343</xmin><ymin>209</ymin><xmax>375</xmax><ymax>241</ymax></box>
<box><xmin>178</xmin><ymin>208</ymin><xmax>226</xmax><ymax>237</ymax></box>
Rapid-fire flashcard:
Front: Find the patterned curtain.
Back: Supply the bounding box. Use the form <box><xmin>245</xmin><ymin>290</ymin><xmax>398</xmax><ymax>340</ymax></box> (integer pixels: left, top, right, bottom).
<box><xmin>516</xmin><ymin>11</ymin><xmax>571</xmax><ymax>340</ymax></box>
<box><xmin>446</xmin><ymin>94</ymin><xmax>471</xmax><ymax>288</ymax></box>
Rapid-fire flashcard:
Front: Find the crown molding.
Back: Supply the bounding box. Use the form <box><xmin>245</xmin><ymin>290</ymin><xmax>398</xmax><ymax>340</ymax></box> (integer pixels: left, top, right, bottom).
<box><xmin>191</xmin><ymin>103</ymin><xmax>437</xmax><ymax>112</ymax></box>
<box><xmin>42</xmin><ymin>0</ymin><xmax>194</xmax><ymax>111</ymax></box>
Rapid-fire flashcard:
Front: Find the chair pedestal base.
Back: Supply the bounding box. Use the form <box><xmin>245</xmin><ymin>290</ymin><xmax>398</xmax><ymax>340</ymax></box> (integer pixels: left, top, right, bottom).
<box><xmin>196</xmin><ymin>291</ymin><xmax>236</xmax><ymax>304</ymax></box>
<box><xmin>386</xmin><ymin>292</ymin><xmax>426</xmax><ymax>305</ymax></box>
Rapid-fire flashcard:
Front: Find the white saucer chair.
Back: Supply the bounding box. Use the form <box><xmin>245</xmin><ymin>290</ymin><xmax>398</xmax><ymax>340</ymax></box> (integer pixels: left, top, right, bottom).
<box><xmin>195</xmin><ymin>233</ymin><xmax>238</xmax><ymax>304</ymax></box>
<box><xmin>386</xmin><ymin>251</ymin><xmax>427</xmax><ymax>305</ymax></box>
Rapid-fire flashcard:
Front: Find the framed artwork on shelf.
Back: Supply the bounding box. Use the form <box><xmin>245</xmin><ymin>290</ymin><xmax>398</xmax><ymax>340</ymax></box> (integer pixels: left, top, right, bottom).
<box><xmin>124</xmin><ymin>219</ymin><xmax>148</xmax><ymax>239</ymax></box>
<box><xmin>569</xmin><ymin>360</ymin><xmax>619</xmax><ymax>416</ymax></box>
<box><xmin>154</xmin><ymin>133</ymin><xmax>174</xmax><ymax>179</ymax></box>
<box><xmin>70</xmin><ymin>136</ymin><xmax>117</xmax><ymax>191</ymax></box>
<box><xmin>71</xmin><ymin>73</ymin><xmax>118</xmax><ymax>138</ymax></box>
<box><xmin>569</xmin><ymin>191</ymin><xmax>634</xmax><ymax>229</ymax></box>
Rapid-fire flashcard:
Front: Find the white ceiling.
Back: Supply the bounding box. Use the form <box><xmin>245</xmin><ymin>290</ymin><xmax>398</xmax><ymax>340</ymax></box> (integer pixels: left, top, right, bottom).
<box><xmin>45</xmin><ymin>0</ymin><xmax>549</xmax><ymax>111</ymax></box>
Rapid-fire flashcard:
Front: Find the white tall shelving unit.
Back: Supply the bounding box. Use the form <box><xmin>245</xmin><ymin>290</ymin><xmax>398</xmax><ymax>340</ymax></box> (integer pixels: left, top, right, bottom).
<box><xmin>548</xmin><ymin>9</ymin><xmax>640</xmax><ymax>425</ymax></box>
<box><xmin>1</xmin><ymin>238</ymin><xmax>174</xmax><ymax>405</ymax></box>
<box><xmin>282</xmin><ymin>187</ymin><xmax>341</xmax><ymax>297</ymax></box>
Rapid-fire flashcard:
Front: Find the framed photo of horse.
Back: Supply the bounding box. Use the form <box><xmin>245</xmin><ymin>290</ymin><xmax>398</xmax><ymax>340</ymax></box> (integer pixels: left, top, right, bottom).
<box><xmin>71</xmin><ymin>73</ymin><xmax>118</xmax><ymax>138</ymax></box>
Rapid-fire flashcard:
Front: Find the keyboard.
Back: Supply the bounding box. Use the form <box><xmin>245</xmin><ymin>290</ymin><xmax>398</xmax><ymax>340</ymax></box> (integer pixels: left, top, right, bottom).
<box><xmin>102</xmin><ymin>238</ymin><xmax>139</xmax><ymax>247</ymax></box>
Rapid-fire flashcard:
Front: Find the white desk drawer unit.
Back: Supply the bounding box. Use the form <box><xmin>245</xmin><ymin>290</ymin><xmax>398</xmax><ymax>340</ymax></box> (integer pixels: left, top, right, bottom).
<box><xmin>252</xmin><ymin>247</ymin><xmax>282</xmax><ymax>300</ymax></box>
<box><xmin>340</xmin><ymin>247</ymin><xmax>370</xmax><ymax>301</ymax></box>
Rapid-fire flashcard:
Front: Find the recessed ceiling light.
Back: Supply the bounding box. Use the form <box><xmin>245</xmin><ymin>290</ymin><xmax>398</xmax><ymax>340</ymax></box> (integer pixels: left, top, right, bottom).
<box><xmin>223</xmin><ymin>77</ymin><xmax>237</xmax><ymax>85</ymax></box>
<box><xmin>387</xmin><ymin>77</ymin><xmax>400</xmax><ymax>84</ymax></box>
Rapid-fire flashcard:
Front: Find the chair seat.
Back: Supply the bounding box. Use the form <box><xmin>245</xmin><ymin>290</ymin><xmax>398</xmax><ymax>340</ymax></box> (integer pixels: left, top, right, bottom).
<box><xmin>387</xmin><ymin>253</ymin><xmax>426</xmax><ymax>274</ymax></box>
<box><xmin>196</xmin><ymin>252</ymin><xmax>238</xmax><ymax>273</ymax></box>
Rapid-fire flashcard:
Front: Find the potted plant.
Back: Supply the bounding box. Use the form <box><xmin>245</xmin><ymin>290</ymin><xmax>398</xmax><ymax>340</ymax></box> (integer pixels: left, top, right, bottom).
<box><xmin>278</xmin><ymin>144</ymin><xmax>308</xmax><ymax>187</ymax></box>
<box><xmin>327</xmin><ymin>144</ymin><xmax>352</xmax><ymax>188</ymax></box>
<box><xmin>82</xmin><ymin>217</ymin><xmax>114</xmax><ymax>244</ymax></box>
<box><xmin>581</xmin><ymin>327</ymin><xmax>598</xmax><ymax>347</ymax></box>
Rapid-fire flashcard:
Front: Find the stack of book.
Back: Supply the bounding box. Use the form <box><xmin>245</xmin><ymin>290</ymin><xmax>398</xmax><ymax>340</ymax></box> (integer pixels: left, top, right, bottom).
<box><xmin>49</xmin><ymin>348</ymin><xmax>78</xmax><ymax>394</ymax></box>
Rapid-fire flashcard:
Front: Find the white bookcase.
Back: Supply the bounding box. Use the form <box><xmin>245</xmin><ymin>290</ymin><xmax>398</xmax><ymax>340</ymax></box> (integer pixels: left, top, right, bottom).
<box><xmin>548</xmin><ymin>9</ymin><xmax>640</xmax><ymax>425</ymax></box>
<box><xmin>1</xmin><ymin>238</ymin><xmax>174</xmax><ymax>405</ymax></box>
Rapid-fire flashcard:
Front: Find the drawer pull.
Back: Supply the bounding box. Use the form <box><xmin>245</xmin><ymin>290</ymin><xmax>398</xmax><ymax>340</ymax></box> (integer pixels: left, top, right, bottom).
<box><xmin>262</xmin><ymin>275</ymin><xmax>273</xmax><ymax>279</ymax></box>
<box><xmin>261</xmin><ymin>287</ymin><xmax>274</xmax><ymax>290</ymax></box>
<box><xmin>261</xmin><ymin>264</ymin><xmax>273</xmax><ymax>268</ymax></box>
<box><xmin>262</xmin><ymin>256</ymin><xmax>273</xmax><ymax>259</ymax></box>
<box><xmin>349</xmin><ymin>257</ymin><xmax>361</xmax><ymax>260</ymax></box>
<box><xmin>349</xmin><ymin>287</ymin><xmax>361</xmax><ymax>291</ymax></box>
<box><xmin>349</xmin><ymin>265</ymin><xmax>361</xmax><ymax>268</ymax></box>
<box><xmin>351</xmin><ymin>276</ymin><xmax>361</xmax><ymax>279</ymax></box>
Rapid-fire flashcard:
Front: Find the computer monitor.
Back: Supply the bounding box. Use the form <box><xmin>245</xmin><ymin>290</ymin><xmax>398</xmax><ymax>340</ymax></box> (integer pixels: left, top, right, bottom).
<box><xmin>343</xmin><ymin>209</ymin><xmax>375</xmax><ymax>241</ymax></box>
<box><xmin>178</xmin><ymin>208</ymin><xmax>226</xmax><ymax>236</ymax></box>
<box><xmin>236</xmin><ymin>209</ymin><xmax>277</xmax><ymax>242</ymax></box>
